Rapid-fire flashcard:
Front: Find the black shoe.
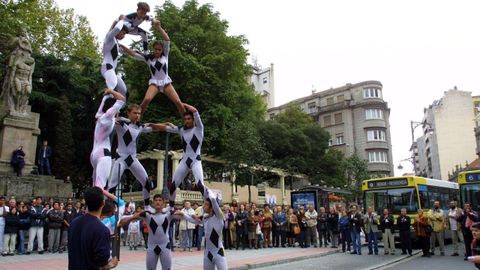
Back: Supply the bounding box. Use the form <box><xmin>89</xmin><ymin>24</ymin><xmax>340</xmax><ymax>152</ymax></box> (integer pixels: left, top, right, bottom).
<box><xmin>368</xmin><ymin>252</ymin><xmax>373</xmax><ymax>255</ymax></box>
<box><xmin>59</xmin><ymin>250</ymin><xmax>63</xmax><ymax>254</ymax></box>
<box><xmin>350</xmin><ymin>251</ymin><xmax>357</xmax><ymax>255</ymax></box>
<box><xmin>451</xmin><ymin>253</ymin><xmax>459</xmax><ymax>256</ymax></box>
<box><xmin>26</xmin><ymin>251</ymin><xmax>31</xmax><ymax>255</ymax></box>
<box><xmin>430</xmin><ymin>252</ymin><xmax>434</xmax><ymax>255</ymax></box>
<box><xmin>39</xmin><ymin>251</ymin><xmax>44</xmax><ymax>255</ymax></box>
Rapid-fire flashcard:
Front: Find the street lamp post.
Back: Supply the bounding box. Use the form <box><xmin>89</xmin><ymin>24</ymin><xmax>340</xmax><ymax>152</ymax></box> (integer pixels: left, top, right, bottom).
<box><xmin>162</xmin><ymin>133</ymin><xmax>170</xmax><ymax>198</ymax></box>
<box><xmin>410</xmin><ymin>120</ymin><xmax>434</xmax><ymax>176</ymax></box>
<box><xmin>410</xmin><ymin>121</ymin><xmax>423</xmax><ymax>175</ymax></box>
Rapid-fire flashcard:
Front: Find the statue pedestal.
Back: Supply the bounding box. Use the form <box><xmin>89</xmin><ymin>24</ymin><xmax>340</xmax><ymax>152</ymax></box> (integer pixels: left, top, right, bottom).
<box><xmin>0</xmin><ymin>106</ymin><xmax>40</xmax><ymax>174</ymax></box>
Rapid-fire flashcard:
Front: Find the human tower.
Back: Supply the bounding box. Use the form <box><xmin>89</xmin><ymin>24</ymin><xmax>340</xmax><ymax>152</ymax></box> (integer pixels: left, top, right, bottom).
<box><xmin>90</xmin><ymin>2</ymin><xmax>228</xmax><ymax>269</ymax></box>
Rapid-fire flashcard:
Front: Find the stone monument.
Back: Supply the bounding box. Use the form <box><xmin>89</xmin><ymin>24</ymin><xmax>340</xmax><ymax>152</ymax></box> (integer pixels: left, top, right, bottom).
<box><xmin>0</xmin><ymin>30</ymin><xmax>72</xmax><ymax>200</ymax></box>
<box><xmin>0</xmin><ymin>29</ymin><xmax>40</xmax><ymax>174</ymax></box>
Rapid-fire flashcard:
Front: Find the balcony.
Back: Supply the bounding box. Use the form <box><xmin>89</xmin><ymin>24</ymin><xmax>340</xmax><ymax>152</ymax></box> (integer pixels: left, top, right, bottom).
<box><xmin>318</xmin><ymin>101</ymin><xmax>351</xmax><ymax>113</ymax></box>
<box><xmin>365</xmin><ymin>141</ymin><xmax>389</xmax><ymax>150</ymax></box>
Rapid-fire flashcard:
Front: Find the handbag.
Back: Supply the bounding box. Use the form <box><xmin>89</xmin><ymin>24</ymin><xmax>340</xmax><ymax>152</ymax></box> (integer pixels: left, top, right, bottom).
<box><xmin>424</xmin><ymin>224</ymin><xmax>433</xmax><ymax>235</ymax></box>
<box><xmin>256</xmin><ymin>223</ymin><xmax>262</xmax><ymax>235</ymax></box>
<box><xmin>293</xmin><ymin>224</ymin><xmax>301</xmax><ymax>235</ymax></box>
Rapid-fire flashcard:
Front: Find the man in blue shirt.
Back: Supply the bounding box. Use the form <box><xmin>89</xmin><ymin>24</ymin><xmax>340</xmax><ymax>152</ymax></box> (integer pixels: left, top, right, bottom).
<box><xmin>68</xmin><ymin>187</ymin><xmax>118</xmax><ymax>270</ymax></box>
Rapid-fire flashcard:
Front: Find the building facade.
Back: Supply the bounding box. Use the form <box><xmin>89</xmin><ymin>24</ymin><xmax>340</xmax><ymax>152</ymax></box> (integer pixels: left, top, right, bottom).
<box><xmin>251</xmin><ymin>63</ymin><xmax>275</xmax><ymax>109</ymax></box>
<box><xmin>416</xmin><ymin>88</ymin><xmax>477</xmax><ymax>180</ymax></box>
<box><xmin>268</xmin><ymin>81</ymin><xmax>394</xmax><ymax>176</ymax></box>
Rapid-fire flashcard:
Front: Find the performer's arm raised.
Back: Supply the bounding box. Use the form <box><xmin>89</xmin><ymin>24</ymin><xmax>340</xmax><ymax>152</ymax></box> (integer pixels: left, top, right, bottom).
<box><xmin>184</xmin><ymin>103</ymin><xmax>203</xmax><ymax>132</ymax></box>
<box><xmin>152</xmin><ymin>20</ymin><xmax>170</xmax><ymax>42</ymax></box>
<box><xmin>102</xmin><ymin>89</ymin><xmax>125</xmax><ymax>118</ymax></box>
<box><xmin>206</xmin><ymin>189</ymin><xmax>223</xmax><ymax>219</ymax></box>
<box><xmin>106</xmin><ymin>20</ymin><xmax>125</xmax><ymax>41</ymax></box>
<box><xmin>102</xmin><ymin>189</ymin><xmax>126</xmax><ymax>216</ymax></box>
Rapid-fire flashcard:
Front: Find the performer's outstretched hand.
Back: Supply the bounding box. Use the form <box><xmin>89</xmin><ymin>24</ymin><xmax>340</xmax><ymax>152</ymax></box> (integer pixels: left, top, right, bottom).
<box><xmin>173</xmin><ymin>210</ymin><xmax>184</xmax><ymax>216</ymax></box>
<box><xmin>183</xmin><ymin>103</ymin><xmax>197</xmax><ymax>113</ymax></box>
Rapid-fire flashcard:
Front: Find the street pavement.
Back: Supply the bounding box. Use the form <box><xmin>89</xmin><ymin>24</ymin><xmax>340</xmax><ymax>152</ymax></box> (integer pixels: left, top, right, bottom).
<box><xmin>256</xmin><ymin>244</ymin><xmax>475</xmax><ymax>270</ymax></box>
<box><xmin>255</xmin><ymin>247</ymin><xmax>420</xmax><ymax>270</ymax></box>
<box><xmin>1</xmin><ymin>243</ymin><xmax>474</xmax><ymax>270</ymax></box>
<box><xmin>0</xmin><ymin>245</ymin><xmax>338</xmax><ymax>270</ymax></box>
<box><xmin>383</xmin><ymin>244</ymin><xmax>473</xmax><ymax>270</ymax></box>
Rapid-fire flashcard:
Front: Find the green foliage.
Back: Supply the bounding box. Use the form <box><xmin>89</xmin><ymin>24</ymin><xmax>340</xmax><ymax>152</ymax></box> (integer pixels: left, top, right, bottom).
<box><xmin>0</xmin><ymin>0</ymin><xmax>99</xmax><ymax>60</ymax></box>
<box><xmin>222</xmin><ymin>120</ymin><xmax>271</xmax><ymax>180</ymax></box>
<box><xmin>52</xmin><ymin>95</ymin><xmax>75</xmax><ymax>180</ymax></box>
<box><xmin>344</xmin><ymin>154</ymin><xmax>370</xmax><ymax>201</ymax></box>
<box><xmin>122</xmin><ymin>0</ymin><xmax>266</xmax><ymax>157</ymax></box>
<box><xmin>29</xmin><ymin>54</ymin><xmax>102</xmax><ymax>189</ymax></box>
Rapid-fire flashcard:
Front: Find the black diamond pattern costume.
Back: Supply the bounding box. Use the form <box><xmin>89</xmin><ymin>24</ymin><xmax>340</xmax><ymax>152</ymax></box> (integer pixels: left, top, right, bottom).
<box><xmin>133</xmin><ymin>41</ymin><xmax>172</xmax><ymax>92</ymax></box>
<box><xmin>166</xmin><ymin>111</ymin><xmax>204</xmax><ymax>207</ymax></box>
<box><xmin>108</xmin><ymin>120</ymin><xmax>153</xmax><ymax>205</ymax></box>
<box><xmin>143</xmin><ymin>207</ymin><xmax>174</xmax><ymax>270</ymax></box>
<box><xmin>90</xmin><ymin>96</ymin><xmax>125</xmax><ymax>189</ymax></box>
<box><xmin>123</xmin><ymin>12</ymin><xmax>153</xmax><ymax>52</ymax></box>
<box><xmin>182</xmin><ymin>185</ymin><xmax>228</xmax><ymax>270</ymax></box>
<box><xmin>101</xmin><ymin>20</ymin><xmax>127</xmax><ymax>97</ymax></box>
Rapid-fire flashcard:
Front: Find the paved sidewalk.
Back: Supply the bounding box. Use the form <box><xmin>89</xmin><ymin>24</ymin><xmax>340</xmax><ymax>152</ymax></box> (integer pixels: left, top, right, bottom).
<box><xmin>0</xmin><ymin>246</ymin><xmax>339</xmax><ymax>270</ymax></box>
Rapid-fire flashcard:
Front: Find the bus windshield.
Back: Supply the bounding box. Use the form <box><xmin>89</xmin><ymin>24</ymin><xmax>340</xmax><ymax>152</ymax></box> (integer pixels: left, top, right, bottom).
<box><xmin>364</xmin><ymin>187</ymin><xmax>419</xmax><ymax>215</ymax></box>
<box><xmin>460</xmin><ymin>184</ymin><xmax>480</xmax><ymax>211</ymax></box>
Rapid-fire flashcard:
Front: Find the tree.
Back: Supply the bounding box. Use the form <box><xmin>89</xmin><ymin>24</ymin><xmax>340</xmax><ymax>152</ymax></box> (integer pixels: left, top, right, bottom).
<box><xmin>222</xmin><ymin>120</ymin><xmax>271</xmax><ymax>186</ymax></box>
<box><xmin>121</xmin><ymin>0</ymin><xmax>266</xmax><ymax>157</ymax></box>
<box><xmin>52</xmin><ymin>95</ymin><xmax>75</xmax><ymax>180</ymax></box>
<box><xmin>29</xmin><ymin>54</ymin><xmax>103</xmax><ymax>189</ymax></box>
<box><xmin>258</xmin><ymin>105</ymin><xmax>346</xmax><ymax>187</ymax></box>
<box><xmin>344</xmin><ymin>154</ymin><xmax>370</xmax><ymax>202</ymax></box>
<box><xmin>0</xmin><ymin>0</ymin><xmax>99</xmax><ymax>60</ymax></box>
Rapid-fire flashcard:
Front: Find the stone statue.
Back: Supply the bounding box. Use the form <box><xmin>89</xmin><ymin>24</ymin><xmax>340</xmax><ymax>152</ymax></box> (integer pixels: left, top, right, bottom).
<box><xmin>1</xmin><ymin>29</ymin><xmax>35</xmax><ymax>115</ymax></box>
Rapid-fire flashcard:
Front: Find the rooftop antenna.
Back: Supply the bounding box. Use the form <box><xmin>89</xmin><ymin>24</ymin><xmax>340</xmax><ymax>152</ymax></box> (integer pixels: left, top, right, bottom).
<box><xmin>252</xmin><ymin>55</ymin><xmax>261</xmax><ymax>69</ymax></box>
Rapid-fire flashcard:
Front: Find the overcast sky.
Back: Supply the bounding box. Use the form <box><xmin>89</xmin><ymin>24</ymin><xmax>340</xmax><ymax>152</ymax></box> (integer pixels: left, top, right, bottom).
<box><xmin>56</xmin><ymin>0</ymin><xmax>480</xmax><ymax>176</ymax></box>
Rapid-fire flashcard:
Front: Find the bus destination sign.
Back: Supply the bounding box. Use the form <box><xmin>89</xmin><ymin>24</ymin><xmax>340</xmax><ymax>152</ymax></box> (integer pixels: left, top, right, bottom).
<box><xmin>367</xmin><ymin>178</ymin><xmax>408</xmax><ymax>188</ymax></box>
<box><xmin>466</xmin><ymin>173</ymin><xmax>480</xmax><ymax>183</ymax></box>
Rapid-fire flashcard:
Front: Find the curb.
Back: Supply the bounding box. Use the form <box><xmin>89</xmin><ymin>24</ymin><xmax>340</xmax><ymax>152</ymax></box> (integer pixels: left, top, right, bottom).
<box><xmin>366</xmin><ymin>250</ymin><xmax>422</xmax><ymax>270</ymax></box>
<box><xmin>229</xmin><ymin>249</ymin><xmax>341</xmax><ymax>270</ymax></box>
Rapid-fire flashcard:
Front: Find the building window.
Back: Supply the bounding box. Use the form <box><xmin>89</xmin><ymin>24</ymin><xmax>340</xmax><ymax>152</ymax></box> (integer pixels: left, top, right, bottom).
<box><xmin>368</xmin><ymin>151</ymin><xmax>388</xmax><ymax>163</ymax></box>
<box><xmin>328</xmin><ymin>139</ymin><xmax>333</xmax><ymax>146</ymax></box>
<box><xmin>269</xmin><ymin>113</ymin><xmax>275</xmax><ymax>119</ymax></box>
<box><xmin>307</xmin><ymin>102</ymin><xmax>316</xmax><ymax>113</ymax></box>
<box><xmin>363</xmin><ymin>87</ymin><xmax>382</xmax><ymax>98</ymax></box>
<box><xmin>327</xmin><ymin>97</ymin><xmax>334</xmax><ymax>105</ymax></box>
<box><xmin>324</xmin><ymin>115</ymin><xmax>332</xmax><ymax>126</ymax></box>
<box><xmin>263</xmin><ymin>77</ymin><xmax>268</xmax><ymax>84</ymax></box>
<box><xmin>365</xmin><ymin>109</ymin><xmax>383</xmax><ymax>120</ymax></box>
<box><xmin>336</xmin><ymin>134</ymin><xmax>344</xmax><ymax>145</ymax></box>
<box><xmin>367</xmin><ymin>130</ymin><xmax>386</xmax><ymax>141</ymax></box>
<box><xmin>334</xmin><ymin>113</ymin><xmax>343</xmax><ymax>124</ymax></box>
<box><xmin>337</xmin><ymin>95</ymin><xmax>344</xmax><ymax>102</ymax></box>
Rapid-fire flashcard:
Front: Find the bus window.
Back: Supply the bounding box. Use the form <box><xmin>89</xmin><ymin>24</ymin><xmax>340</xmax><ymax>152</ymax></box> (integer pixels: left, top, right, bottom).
<box><xmin>364</xmin><ymin>188</ymin><xmax>419</xmax><ymax>215</ymax></box>
<box><xmin>461</xmin><ymin>184</ymin><xmax>480</xmax><ymax>212</ymax></box>
<box><xmin>418</xmin><ymin>185</ymin><xmax>430</xmax><ymax>210</ymax></box>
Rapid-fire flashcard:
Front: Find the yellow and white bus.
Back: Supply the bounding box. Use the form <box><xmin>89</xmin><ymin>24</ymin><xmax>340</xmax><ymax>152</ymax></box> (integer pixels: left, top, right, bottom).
<box><xmin>362</xmin><ymin>176</ymin><xmax>459</xmax><ymax>220</ymax></box>
<box><xmin>458</xmin><ymin>170</ymin><xmax>480</xmax><ymax>211</ymax></box>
